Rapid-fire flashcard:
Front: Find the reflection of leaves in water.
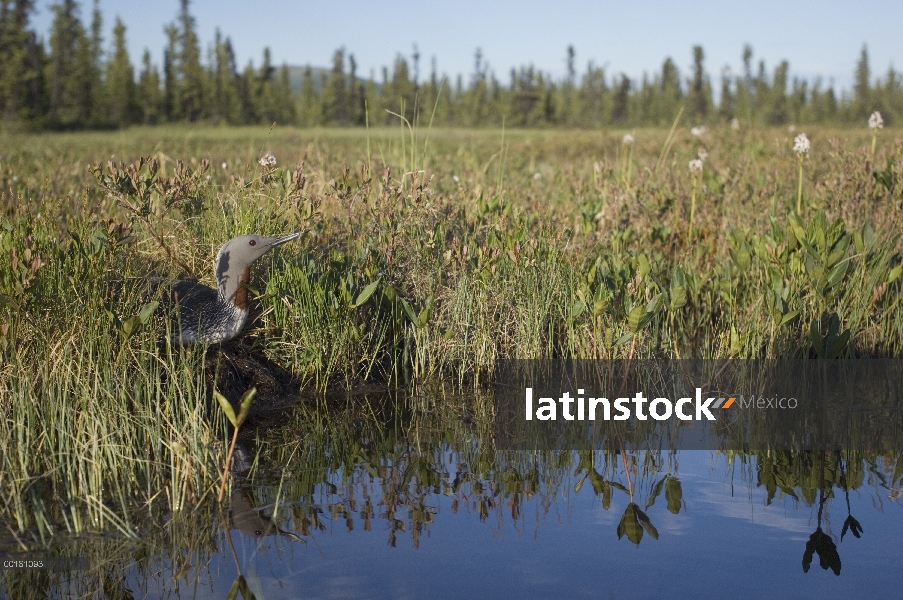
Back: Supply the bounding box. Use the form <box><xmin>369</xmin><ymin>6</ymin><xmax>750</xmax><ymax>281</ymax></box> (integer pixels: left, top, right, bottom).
<box><xmin>665</xmin><ymin>477</ymin><xmax>682</xmax><ymax>514</ymax></box>
<box><xmin>226</xmin><ymin>574</ymin><xmax>257</xmax><ymax>600</ymax></box>
<box><xmin>617</xmin><ymin>503</ymin><xmax>659</xmax><ymax>545</ymax></box>
<box><xmin>802</xmin><ymin>528</ymin><xmax>841</xmax><ymax>575</ymax></box>
<box><xmin>645</xmin><ymin>477</ymin><xmax>665</xmax><ymax>509</ymax></box>
<box><xmin>841</xmin><ymin>515</ymin><xmax>862</xmax><ymax>541</ymax></box>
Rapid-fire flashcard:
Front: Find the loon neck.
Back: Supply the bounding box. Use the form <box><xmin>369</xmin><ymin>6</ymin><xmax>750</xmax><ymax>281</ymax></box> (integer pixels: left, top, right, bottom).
<box><xmin>219</xmin><ymin>265</ymin><xmax>251</xmax><ymax>311</ymax></box>
<box><xmin>233</xmin><ymin>266</ymin><xmax>251</xmax><ymax>310</ymax></box>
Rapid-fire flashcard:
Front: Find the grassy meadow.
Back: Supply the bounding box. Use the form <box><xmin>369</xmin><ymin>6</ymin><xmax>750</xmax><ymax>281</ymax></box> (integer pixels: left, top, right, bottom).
<box><xmin>0</xmin><ymin>123</ymin><xmax>901</xmax><ymax>541</ymax></box>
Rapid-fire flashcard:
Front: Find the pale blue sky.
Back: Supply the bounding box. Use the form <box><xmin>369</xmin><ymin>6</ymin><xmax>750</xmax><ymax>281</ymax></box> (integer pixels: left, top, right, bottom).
<box><xmin>29</xmin><ymin>1</ymin><xmax>903</xmax><ymax>92</ymax></box>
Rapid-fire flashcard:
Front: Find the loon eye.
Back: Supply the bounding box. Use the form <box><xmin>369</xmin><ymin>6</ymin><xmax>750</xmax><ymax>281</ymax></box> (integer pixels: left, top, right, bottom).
<box><xmin>249</xmin><ymin>240</ymin><xmax>256</xmax><ymax>246</ymax></box>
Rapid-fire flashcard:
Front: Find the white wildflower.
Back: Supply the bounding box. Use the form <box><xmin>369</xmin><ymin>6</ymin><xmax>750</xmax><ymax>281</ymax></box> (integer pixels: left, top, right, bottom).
<box><xmin>793</xmin><ymin>133</ymin><xmax>810</xmax><ymax>156</ymax></box>
<box><xmin>787</xmin><ymin>125</ymin><xmax>796</xmax><ymax>133</ymax></box>
<box><xmin>221</xmin><ymin>161</ymin><xmax>228</xmax><ymax>170</ymax></box>
<box><xmin>730</xmin><ymin>117</ymin><xmax>740</xmax><ymax>130</ymax></box>
<box><xmin>690</xmin><ymin>126</ymin><xmax>707</xmax><ymax>137</ymax></box>
<box><xmin>622</xmin><ymin>133</ymin><xmax>634</xmax><ymax>145</ymax></box>
<box><xmin>452</xmin><ymin>175</ymin><xmax>460</xmax><ymax>183</ymax></box>
<box><xmin>688</xmin><ymin>159</ymin><xmax>703</xmax><ymax>174</ymax></box>
<box><xmin>697</xmin><ymin>148</ymin><xmax>708</xmax><ymax>161</ymax></box>
<box><xmin>869</xmin><ymin>111</ymin><xmax>883</xmax><ymax>129</ymax></box>
<box><xmin>533</xmin><ymin>172</ymin><xmax>542</xmax><ymax>180</ymax></box>
<box><xmin>259</xmin><ymin>153</ymin><xmax>276</xmax><ymax>167</ymax></box>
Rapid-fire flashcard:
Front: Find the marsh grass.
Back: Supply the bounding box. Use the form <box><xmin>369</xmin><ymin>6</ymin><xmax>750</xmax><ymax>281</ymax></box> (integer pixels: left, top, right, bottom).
<box><xmin>0</xmin><ymin>124</ymin><xmax>901</xmax><ymax>545</ymax></box>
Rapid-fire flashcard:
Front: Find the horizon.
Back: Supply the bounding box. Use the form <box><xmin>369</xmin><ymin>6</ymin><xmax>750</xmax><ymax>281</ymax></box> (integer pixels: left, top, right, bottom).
<box><xmin>26</xmin><ymin>0</ymin><xmax>903</xmax><ymax>94</ymax></box>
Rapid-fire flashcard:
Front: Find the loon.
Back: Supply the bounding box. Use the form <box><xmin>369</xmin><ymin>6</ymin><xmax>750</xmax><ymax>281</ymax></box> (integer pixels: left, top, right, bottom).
<box><xmin>165</xmin><ymin>232</ymin><xmax>300</xmax><ymax>345</ymax></box>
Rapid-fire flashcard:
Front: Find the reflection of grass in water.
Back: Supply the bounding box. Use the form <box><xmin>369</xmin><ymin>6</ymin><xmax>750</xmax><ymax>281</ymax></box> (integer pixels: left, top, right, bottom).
<box><xmin>0</xmin><ymin>390</ymin><xmax>898</xmax><ymax>596</ymax></box>
<box><xmin>1</xmin><ymin>127</ymin><xmax>902</xmax><ymax>559</ymax></box>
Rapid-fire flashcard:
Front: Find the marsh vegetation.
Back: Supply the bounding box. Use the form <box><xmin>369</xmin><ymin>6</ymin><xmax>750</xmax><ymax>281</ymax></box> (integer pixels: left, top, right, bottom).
<box><xmin>0</xmin><ymin>124</ymin><xmax>901</xmax><ymax>594</ymax></box>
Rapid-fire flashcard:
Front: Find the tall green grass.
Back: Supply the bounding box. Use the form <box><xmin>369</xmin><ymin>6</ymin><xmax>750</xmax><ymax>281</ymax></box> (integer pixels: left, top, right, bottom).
<box><xmin>0</xmin><ymin>124</ymin><xmax>900</xmax><ymax>543</ymax></box>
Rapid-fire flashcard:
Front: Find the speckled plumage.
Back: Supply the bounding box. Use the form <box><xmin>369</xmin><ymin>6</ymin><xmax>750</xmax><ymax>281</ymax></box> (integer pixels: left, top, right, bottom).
<box><xmin>162</xmin><ymin>232</ymin><xmax>300</xmax><ymax>345</ymax></box>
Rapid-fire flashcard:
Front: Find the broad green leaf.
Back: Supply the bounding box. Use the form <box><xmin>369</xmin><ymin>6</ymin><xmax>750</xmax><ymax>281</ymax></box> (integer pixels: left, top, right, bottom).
<box><xmin>121</xmin><ymin>315</ymin><xmax>140</xmax><ymax>338</ymax></box>
<box><xmin>400</xmin><ymin>297</ymin><xmax>418</xmax><ymax>324</ymax></box>
<box><xmin>635</xmin><ymin>506</ymin><xmax>659</xmax><ymax>540</ymax></box>
<box><xmin>214</xmin><ymin>391</ymin><xmax>237</xmax><ymax>426</ymax></box>
<box><xmin>139</xmin><ymin>300</ymin><xmax>159</xmax><ymax>324</ymax></box>
<box><xmin>887</xmin><ymin>265</ymin><xmax>902</xmax><ymax>284</ymax></box>
<box><xmin>665</xmin><ymin>477</ymin><xmax>683</xmax><ymax>514</ymax></box>
<box><xmin>636</xmin><ymin>254</ymin><xmax>651</xmax><ymax>281</ymax></box>
<box><xmin>826</xmin><ymin>261</ymin><xmax>850</xmax><ymax>289</ymax></box>
<box><xmin>778</xmin><ymin>310</ymin><xmax>799</xmax><ymax>327</ymax></box>
<box><xmin>570</xmin><ymin>299</ymin><xmax>586</xmax><ymax>319</ymax></box>
<box><xmin>614</xmin><ymin>332</ymin><xmax>633</xmax><ymax>347</ymax></box>
<box><xmin>669</xmin><ymin>286</ymin><xmax>687</xmax><ymax>310</ymax></box>
<box><xmin>352</xmin><ymin>281</ymin><xmax>380</xmax><ymax>307</ymax></box>
<box><xmin>853</xmin><ymin>231</ymin><xmax>864</xmax><ymax>254</ymax></box>
<box><xmin>646</xmin><ymin>477</ymin><xmax>665</xmax><ymax>509</ymax></box>
<box><xmin>627</xmin><ymin>305</ymin><xmax>647</xmax><ymax>333</ymax></box>
<box><xmin>617</xmin><ymin>503</ymin><xmax>644</xmax><ymax>544</ymax></box>
<box><xmin>235</xmin><ymin>387</ymin><xmax>257</xmax><ymax>427</ymax></box>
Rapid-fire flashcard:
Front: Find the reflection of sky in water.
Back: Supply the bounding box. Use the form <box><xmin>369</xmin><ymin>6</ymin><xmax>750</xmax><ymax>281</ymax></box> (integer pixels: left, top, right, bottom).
<box><xmin>132</xmin><ymin>452</ymin><xmax>903</xmax><ymax>599</ymax></box>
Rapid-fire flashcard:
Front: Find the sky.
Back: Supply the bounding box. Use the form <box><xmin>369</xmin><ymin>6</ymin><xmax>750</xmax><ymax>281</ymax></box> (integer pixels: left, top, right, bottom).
<box><xmin>28</xmin><ymin>0</ymin><xmax>903</xmax><ymax>93</ymax></box>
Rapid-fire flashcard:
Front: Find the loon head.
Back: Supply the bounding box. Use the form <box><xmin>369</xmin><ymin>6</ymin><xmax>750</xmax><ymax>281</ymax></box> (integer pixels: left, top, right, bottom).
<box><xmin>215</xmin><ymin>232</ymin><xmax>300</xmax><ymax>308</ymax></box>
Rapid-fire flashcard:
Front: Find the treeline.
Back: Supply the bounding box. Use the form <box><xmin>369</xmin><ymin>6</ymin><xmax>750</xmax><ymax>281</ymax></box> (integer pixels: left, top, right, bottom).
<box><xmin>1</xmin><ymin>0</ymin><xmax>901</xmax><ymax>130</ymax></box>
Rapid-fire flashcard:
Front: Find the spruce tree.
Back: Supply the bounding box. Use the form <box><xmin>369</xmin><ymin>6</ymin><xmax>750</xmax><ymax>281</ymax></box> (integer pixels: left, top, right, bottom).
<box><xmin>0</xmin><ymin>0</ymin><xmax>45</xmax><ymax>123</ymax></box>
<box><xmin>177</xmin><ymin>0</ymin><xmax>204</xmax><ymax>121</ymax></box>
<box><xmin>298</xmin><ymin>66</ymin><xmax>318</xmax><ymax>127</ymax></box>
<box><xmin>688</xmin><ymin>45</ymin><xmax>709</xmax><ymax>121</ymax></box>
<box><xmin>162</xmin><ymin>24</ymin><xmax>178</xmax><ymax>121</ymax></box>
<box><xmin>767</xmin><ymin>61</ymin><xmax>789</xmax><ymax>125</ymax></box>
<box><xmin>47</xmin><ymin>0</ymin><xmax>85</xmax><ymax>127</ymax></box>
<box><xmin>719</xmin><ymin>66</ymin><xmax>734</xmax><ymax>122</ymax></box>
<box><xmin>106</xmin><ymin>17</ymin><xmax>136</xmax><ymax>127</ymax></box>
<box><xmin>853</xmin><ymin>45</ymin><xmax>871</xmax><ymax>119</ymax></box>
<box><xmin>660</xmin><ymin>58</ymin><xmax>682</xmax><ymax>124</ymax></box>
<box><xmin>137</xmin><ymin>50</ymin><xmax>161</xmax><ymax>124</ymax></box>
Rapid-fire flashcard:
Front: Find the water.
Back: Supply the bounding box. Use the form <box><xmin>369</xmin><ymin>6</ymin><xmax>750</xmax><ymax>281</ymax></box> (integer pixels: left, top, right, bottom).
<box><xmin>4</xmin><ymin>394</ymin><xmax>902</xmax><ymax>599</ymax></box>
<box><xmin>134</xmin><ymin>452</ymin><xmax>900</xmax><ymax>599</ymax></box>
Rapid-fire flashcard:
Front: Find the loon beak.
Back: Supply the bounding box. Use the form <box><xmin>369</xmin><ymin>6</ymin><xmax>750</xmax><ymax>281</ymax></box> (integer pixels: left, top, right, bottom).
<box><xmin>268</xmin><ymin>232</ymin><xmax>301</xmax><ymax>247</ymax></box>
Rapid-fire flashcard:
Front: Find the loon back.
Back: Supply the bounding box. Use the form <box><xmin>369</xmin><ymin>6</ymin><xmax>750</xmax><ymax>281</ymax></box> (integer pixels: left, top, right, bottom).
<box><xmin>164</xmin><ymin>232</ymin><xmax>300</xmax><ymax>345</ymax></box>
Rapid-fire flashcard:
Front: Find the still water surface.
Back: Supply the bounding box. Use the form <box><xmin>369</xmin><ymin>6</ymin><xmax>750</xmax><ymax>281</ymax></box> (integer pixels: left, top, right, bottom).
<box><xmin>126</xmin><ymin>446</ymin><xmax>902</xmax><ymax>599</ymax></box>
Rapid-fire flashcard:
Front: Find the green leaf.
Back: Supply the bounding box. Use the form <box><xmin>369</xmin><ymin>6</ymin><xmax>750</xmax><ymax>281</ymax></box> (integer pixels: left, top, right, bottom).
<box><xmin>214</xmin><ymin>391</ymin><xmax>237</xmax><ymax>426</ymax></box>
<box><xmin>235</xmin><ymin>387</ymin><xmax>257</xmax><ymax>427</ymax></box>
<box><xmin>352</xmin><ymin>280</ymin><xmax>380</xmax><ymax>307</ymax></box>
<box><xmin>887</xmin><ymin>265</ymin><xmax>902</xmax><ymax>284</ymax></box>
<box><xmin>826</xmin><ymin>260</ymin><xmax>850</xmax><ymax>289</ymax></box>
<box><xmin>617</xmin><ymin>503</ymin><xmax>644</xmax><ymax>544</ymax></box>
<box><xmin>570</xmin><ymin>299</ymin><xmax>586</xmax><ymax>319</ymax></box>
<box><xmin>635</xmin><ymin>506</ymin><xmax>659</xmax><ymax>540</ymax></box>
<box><xmin>400</xmin><ymin>297</ymin><xmax>418</xmax><ymax>324</ymax></box>
<box><xmin>139</xmin><ymin>300</ymin><xmax>159</xmax><ymax>324</ymax></box>
<box><xmin>627</xmin><ymin>305</ymin><xmax>648</xmax><ymax>333</ymax></box>
<box><xmin>665</xmin><ymin>477</ymin><xmax>683</xmax><ymax>514</ymax></box>
<box><xmin>614</xmin><ymin>332</ymin><xmax>633</xmax><ymax>347</ymax></box>
<box><xmin>121</xmin><ymin>315</ymin><xmax>140</xmax><ymax>338</ymax></box>
<box><xmin>778</xmin><ymin>310</ymin><xmax>799</xmax><ymax>327</ymax></box>
<box><xmin>669</xmin><ymin>286</ymin><xmax>687</xmax><ymax>310</ymax></box>
<box><xmin>636</xmin><ymin>254</ymin><xmax>651</xmax><ymax>281</ymax></box>
<box><xmin>646</xmin><ymin>477</ymin><xmax>665</xmax><ymax>509</ymax></box>
<box><xmin>853</xmin><ymin>231</ymin><xmax>864</xmax><ymax>254</ymax></box>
